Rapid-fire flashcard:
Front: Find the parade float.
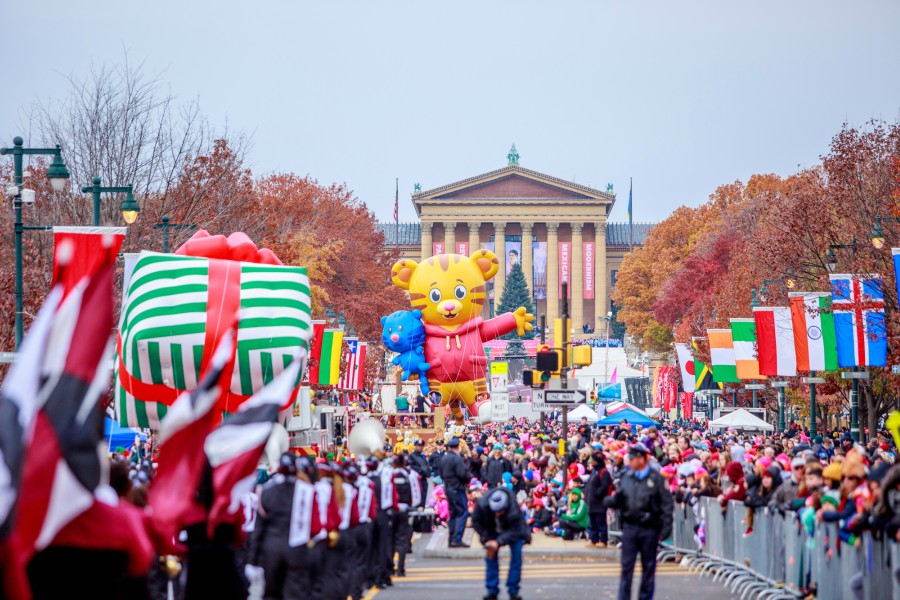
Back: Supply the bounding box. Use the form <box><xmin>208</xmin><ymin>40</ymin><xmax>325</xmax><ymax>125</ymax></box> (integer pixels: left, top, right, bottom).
<box><xmin>386</xmin><ymin>248</ymin><xmax>534</xmax><ymax>427</ymax></box>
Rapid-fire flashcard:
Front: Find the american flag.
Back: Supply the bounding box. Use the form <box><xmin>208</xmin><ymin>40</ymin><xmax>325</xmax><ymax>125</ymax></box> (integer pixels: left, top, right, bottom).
<box><xmin>338</xmin><ymin>339</ymin><xmax>367</xmax><ymax>391</ymax></box>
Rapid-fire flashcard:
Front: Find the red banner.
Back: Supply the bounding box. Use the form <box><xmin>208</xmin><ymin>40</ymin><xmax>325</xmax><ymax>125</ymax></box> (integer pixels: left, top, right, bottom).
<box><xmin>432</xmin><ymin>242</ymin><xmax>444</xmax><ymax>256</ymax></box>
<box><xmin>583</xmin><ymin>242</ymin><xmax>594</xmax><ymax>299</ymax></box>
<box><xmin>558</xmin><ymin>242</ymin><xmax>571</xmax><ymax>298</ymax></box>
<box><xmin>456</xmin><ymin>242</ymin><xmax>468</xmax><ymax>255</ymax></box>
<box><xmin>680</xmin><ymin>392</ymin><xmax>694</xmax><ymax>419</ymax></box>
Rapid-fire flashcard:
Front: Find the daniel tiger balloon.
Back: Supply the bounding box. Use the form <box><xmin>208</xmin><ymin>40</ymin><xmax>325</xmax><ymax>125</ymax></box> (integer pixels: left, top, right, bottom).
<box><xmin>390</xmin><ymin>250</ymin><xmax>534</xmax><ymax>425</ymax></box>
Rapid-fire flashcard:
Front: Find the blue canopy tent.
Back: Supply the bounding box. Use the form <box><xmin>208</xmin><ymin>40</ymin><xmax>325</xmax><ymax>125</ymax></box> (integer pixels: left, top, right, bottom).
<box><xmin>596</xmin><ymin>407</ymin><xmax>658</xmax><ymax>428</ymax></box>
<box><xmin>104</xmin><ymin>417</ymin><xmax>147</xmax><ymax>451</ymax></box>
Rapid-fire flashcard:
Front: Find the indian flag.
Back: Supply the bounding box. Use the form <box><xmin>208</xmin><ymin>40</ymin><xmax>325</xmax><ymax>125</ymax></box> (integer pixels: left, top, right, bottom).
<box><xmin>707</xmin><ymin>329</ymin><xmax>739</xmax><ymax>383</ymax></box>
<box><xmin>789</xmin><ymin>292</ymin><xmax>838</xmax><ymax>372</ymax></box>
<box><xmin>317</xmin><ymin>329</ymin><xmax>343</xmax><ymax>386</ymax></box>
<box><xmin>730</xmin><ymin>319</ymin><xmax>766</xmax><ymax>380</ymax></box>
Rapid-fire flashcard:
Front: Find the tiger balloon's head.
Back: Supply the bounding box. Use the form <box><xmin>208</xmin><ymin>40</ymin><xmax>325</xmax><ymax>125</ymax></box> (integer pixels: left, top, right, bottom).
<box><xmin>390</xmin><ymin>250</ymin><xmax>499</xmax><ymax>327</ymax></box>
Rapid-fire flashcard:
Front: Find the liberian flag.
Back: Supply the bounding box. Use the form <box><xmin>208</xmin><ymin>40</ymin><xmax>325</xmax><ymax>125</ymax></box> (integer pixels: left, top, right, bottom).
<box><xmin>829</xmin><ymin>274</ymin><xmax>887</xmax><ymax>368</ymax></box>
<box><xmin>753</xmin><ymin>307</ymin><xmax>797</xmax><ymax>376</ymax></box>
<box><xmin>205</xmin><ymin>354</ymin><xmax>303</xmax><ymax>534</ymax></box>
<box><xmin>789</xmin><ymin>292</ymin><xmax>838</xmax><ymax>372</ymax></box>
<box><xmin>147</xmin><ymin>330</ymin><xmax>237</xmax><ymax>543</ymax></box>
<box><xmin>675</xmin><ymin>343</ymin><xmax>694</xmax><ymax>393</ymax></box>
<box><xmin>338</xmin><ymin>340</ymin><xmax>366</xmax><ymax>391</ymax></box>
<box><xmin>730</xmin><ymin>319</ymin><xmax>765</xmax><ymax>380</ymax></box>
<box><xmin>707</xmin><ymin>329</ymin><xmax>739</xmax><ymax>383</ymax></box>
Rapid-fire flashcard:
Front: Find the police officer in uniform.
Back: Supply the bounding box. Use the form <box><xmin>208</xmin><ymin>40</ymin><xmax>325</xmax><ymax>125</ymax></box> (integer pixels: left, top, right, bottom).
<box><xmin>603</xmin><ymin>442</ymin><xmax>673</xmax><ymax>600</ymax></box>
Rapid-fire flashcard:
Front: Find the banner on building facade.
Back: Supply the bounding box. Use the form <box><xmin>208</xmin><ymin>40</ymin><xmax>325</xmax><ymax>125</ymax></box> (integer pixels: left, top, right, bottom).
<box><xmin>533</xmin><ymin>241</ymin><xmax>547</xmax><ymax>300</ymax></box>
<box><xmin>456</xmin><ymin>242</ymin><xmax>468</xmax><ymax>255</ymax></box>
<box><xmin>481</xmin><ymin>242</ymin><xmax>495</xmax><ymax>300</ymax></box>
<box><xmin>506</xmin><ymin>241</ymin><xmax>521</xmax><ymax>276</ymax></box>
<box><xmin>558</xmin><ymin>242</ymin><xmax>571</xmax><ymax>298</ymax></box>
<box><xmin>583</xmin><ymin>242</ymin><xmax>594</xmax><ymax>299</ymax></box>
<box><xmin>432</xmin><ymin>242</ymin><xmax>444</xmax><ymax>256</ymax></box>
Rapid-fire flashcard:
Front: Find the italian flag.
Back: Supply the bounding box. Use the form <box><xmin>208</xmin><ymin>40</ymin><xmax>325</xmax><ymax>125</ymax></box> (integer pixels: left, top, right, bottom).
<box><xmin>730</xmin><ymin>318</ymin><xmax>766</xmax><ymax>380</ymax></box>
<box><xmin>707</xmin><ymin>329</ymin><xmax>739</xmax><ymax>383</ymax></box>
<box><xmin>753</xmin><ymin>307</ymin><xmax>797</xmax><ymax>377</ymax></box>
<box><xmin>317</xmin><ymin>329</ymin><xmax>344</xmax><ymax>386</ymax></box>
<box><xmin>789</xmin><ymin>292</ymin><xmax>838</xmax><ymax>372</ymax></box>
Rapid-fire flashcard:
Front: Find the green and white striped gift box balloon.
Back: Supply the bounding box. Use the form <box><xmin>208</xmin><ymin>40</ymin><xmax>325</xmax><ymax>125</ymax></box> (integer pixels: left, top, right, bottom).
<box><xmin>116</xmin><ymin>252</ymin><xmax>311</xmax><ymax>429</ymax></box>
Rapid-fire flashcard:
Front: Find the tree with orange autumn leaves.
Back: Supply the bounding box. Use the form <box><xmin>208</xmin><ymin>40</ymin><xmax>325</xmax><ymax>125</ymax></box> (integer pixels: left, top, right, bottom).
<box><xmin>614</xmin><ymin>119</ymin><xmax>900</xmax><ymax>434</ymax></box>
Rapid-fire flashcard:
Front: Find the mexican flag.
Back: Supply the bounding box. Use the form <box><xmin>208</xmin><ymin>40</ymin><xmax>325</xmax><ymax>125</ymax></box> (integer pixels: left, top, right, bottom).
<box><xmin>789</xmin><ymin>292</ymin><xmax>838</xmax><ymax>372</ymax></box>
<box><xmin>730</xmin><ymin>318</ymin><xmax>765</xmax><ymax>380</ymax></box>
<box><xmin>707</xmin><ymin>329</ymin><xmax>739</xmax><ymax>383</ymax></box>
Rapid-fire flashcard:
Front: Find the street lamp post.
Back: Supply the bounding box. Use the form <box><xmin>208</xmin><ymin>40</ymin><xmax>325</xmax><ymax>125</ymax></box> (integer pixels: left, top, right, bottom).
<box><xmin>81</xmin><ymin>177</ymin><xmax>139</xmax><ymax>226</ymax></box>
<box><xmin>153</xmin><ymin>216</ymin><xmax>196</xmax><ymax>253</ymax></box>
<box><xmin>1</xmin><ymin>137</ymin><xmax>70</xmax><ymax>349</ymax></box>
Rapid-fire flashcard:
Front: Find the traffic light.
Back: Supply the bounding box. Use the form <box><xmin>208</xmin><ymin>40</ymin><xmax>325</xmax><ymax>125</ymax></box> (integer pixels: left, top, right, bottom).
<box><xmin>589</xmin><ymin>390</ymin><xmax>597</xmax><ymax>403</ymax></box>
<box><xmin>522</xmin><ymin>368</ymin><xmax>534</xmax><ymax>386</ymax></box>
<box><xmin>535</xmin><ymin>344</ymin><xmax>559</xmax><ymax>372</ymax></box>
<box><xmin>572</xmin><ymin>344</ymin><xmax>592</xmax><ymax>366</ymax></box>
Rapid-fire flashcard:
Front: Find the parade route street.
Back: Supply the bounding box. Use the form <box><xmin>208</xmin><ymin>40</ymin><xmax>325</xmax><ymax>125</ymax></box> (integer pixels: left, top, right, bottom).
<box><xmin>370</xmin><ymin>557</ymin><xmax>737</xmax><ymax>600</ymax></box>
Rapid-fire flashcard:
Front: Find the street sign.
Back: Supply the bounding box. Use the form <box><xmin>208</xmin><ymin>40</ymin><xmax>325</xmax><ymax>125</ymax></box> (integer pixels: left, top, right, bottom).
<box><xmin>744</xmin><ymin>384</ymin><xmax>766</xmax><ymax>390</ymax></box>
<box><xmin>893</xmin><ymin>365</ymin><xmax>900</xmax><ymax>374</ymax></box>
<box><xmin>0</xmin><ymin>352</ymin><xmax>17</xmax><ymax>364</ymax></box>
<box><xmin>491</xmin><ymin>392</ymin><xmax>510</xmax><ymax>422</ymax></box>
<box><xmin>770</xmin><ymin>381</ymin><xmax>790</xmax><ymax>388</ymax></box>
<box><xmin>841</xmin><ymin>372</ymin><xmax>870</xmax><ymax>380</ymax></box>
<box><xmin>801</xmin><ymin>377</ymin><xmax>826</xmax><ymax>384</ymax></box>
<box><xmin>544</xmin><ymin>389</ymin><xmax>586</xmax><ymax>404</ymax></box>
<box><xmin>531</xmin><ymin>390</ymin><xmax>550</xmax><ymax>412</ymax></box>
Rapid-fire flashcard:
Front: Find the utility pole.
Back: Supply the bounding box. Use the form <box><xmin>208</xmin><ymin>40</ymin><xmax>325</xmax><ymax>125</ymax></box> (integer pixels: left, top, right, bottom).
<box><xmin>540</xmin><ymin>313</ymin><xmax>546</xmax><ymax>429</ymax></box>
<box><xmin>561</xmin><ymin>280</ymin><xmax>569</xmax><ymax>491</ymax></box>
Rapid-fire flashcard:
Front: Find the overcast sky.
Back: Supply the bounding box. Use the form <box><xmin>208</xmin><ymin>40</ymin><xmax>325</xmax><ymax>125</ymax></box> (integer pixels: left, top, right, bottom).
<box><xmin>3</xmin><ymin>0</ymin><xmax>899</xmax><ymax>225</ymax></box>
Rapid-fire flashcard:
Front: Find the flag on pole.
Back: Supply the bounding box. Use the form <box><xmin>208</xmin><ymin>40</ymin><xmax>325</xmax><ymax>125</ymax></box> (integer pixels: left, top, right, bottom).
<box><xmin>753</xmin><ymin>307</ymin><xmax>797</xmax><ymax>376</ymax></box>
<box><xmin>338</xmin><ymin>339</ymin><xmax>366</xmax><ymax>391</ymax></box>
<box><xmin>306</xmin><ymin>321</ymin><xmax>326</xmax><ymax>384</ymax></box>
<box><xmin>609</xmin><ymin>365</ymin><xmax>618</xmax><ymax>384</ymax></box>
<box><xmin>147</xmin><ymin>330</ymin><xmax>237</xmax><ymax>543</ymax></box>
<box><xmin>789</xmin><ymin>292</ymin><xmax>838</xmax><ymax>372</ymax></box>
<box><xmin>707</xmin><ymin>329</ymin><xmax>739</xmax><ymax>383</ymax></box>
<box><xmin>675</xmin><ymin>343</ymin><xmax>694</xmax><ymax>392</ymax></box>
<box><xmin>692</xmin><ymin>338</ymin><xmax>723</xmax><ymax>391</ymax></box>
<box><xmin>394</xmin><ymin>178</ymin><xmax>399</xmax><ymax>245</ymax></box>
<box><xmin>893</xmin><ymin>249</ymin><xmax>900</xmax><ymax>305</ymax></box>
<box><xmin>317</xmin><ymin>329</ymin><xmax>344</xmax><ymax>386</ymax></box>
<box><xmin>829</xmin><ymin>274</ymin><xmax>887</xmax><ymax>367</ymax></box>
<box><xmin>627</xmin><ymin>178</ymin><xmax>633</xmax><ymax>249</ymax></box>
<box><xmin>730</xmin><ymin>318</ymin><xmax>766</xmax><ymax>380</ymax></box>
<box><xmin>15</xmin><ymin>254</ymin><xmax>116</xmax><ymax>558</ymax></box>
<box><xmin>205</xmin><ymin>354</ymin><xmax>303</xmax><ymax>534</ymax></box>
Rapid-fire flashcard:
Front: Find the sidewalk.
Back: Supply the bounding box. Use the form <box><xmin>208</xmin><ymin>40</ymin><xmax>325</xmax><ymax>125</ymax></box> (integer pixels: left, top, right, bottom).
<box><xmin>422</xmin><ymin>526</ymin><xmax>621</xmax><ymax>560</ymax></box>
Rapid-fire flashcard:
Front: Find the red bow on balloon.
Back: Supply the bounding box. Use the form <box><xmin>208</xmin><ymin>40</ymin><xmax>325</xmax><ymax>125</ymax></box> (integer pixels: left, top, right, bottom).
<box><xmin>175</xmin><ymin>229</ymin><xmax>282</xmax><ymax>265</ymax></box>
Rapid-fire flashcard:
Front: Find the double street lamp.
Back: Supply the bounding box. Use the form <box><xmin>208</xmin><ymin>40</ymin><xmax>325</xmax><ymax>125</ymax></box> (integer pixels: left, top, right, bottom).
<box><xmin>1</xmin><ymin>137</ymin><xmax>70</xmax><ymax>348</ymax></box>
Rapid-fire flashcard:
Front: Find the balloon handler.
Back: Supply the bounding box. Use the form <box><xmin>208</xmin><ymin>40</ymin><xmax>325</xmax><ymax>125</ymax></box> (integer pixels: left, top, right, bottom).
<box><xmin>391</xmin><ymin>249</ymin><xmax>534</xmax><ymax>426</ymax></box>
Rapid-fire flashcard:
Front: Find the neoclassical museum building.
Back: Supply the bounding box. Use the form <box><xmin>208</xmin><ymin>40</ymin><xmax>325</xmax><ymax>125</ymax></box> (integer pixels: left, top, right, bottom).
<box><xmin>378</xmin><ymin>148</ymin><xmax>653</xmax><ymax>337</ymax></box>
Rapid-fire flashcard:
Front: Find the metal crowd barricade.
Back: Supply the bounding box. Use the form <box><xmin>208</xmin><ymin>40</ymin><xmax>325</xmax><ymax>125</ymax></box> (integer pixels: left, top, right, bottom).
<box><xmin>862</xmin><ymin>530</ymin><xmax>893</xmax><ymax>600</ymax></box>
<box><xmin>892</xmin><ymin>543</ymin><xmax>900</xmax><ymax>600</ymax></box>
<box><xmin>607</xmin><ymin>508</ymin><xmax>622</xmax><ymax>542</ymax></box>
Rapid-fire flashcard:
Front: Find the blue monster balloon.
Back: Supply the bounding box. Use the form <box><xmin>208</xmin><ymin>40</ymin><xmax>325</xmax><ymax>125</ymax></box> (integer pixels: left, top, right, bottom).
<box><xmin>381</xmin><ymin>309</ymin><xmax>431</xmax><ymax>395</ymax></box>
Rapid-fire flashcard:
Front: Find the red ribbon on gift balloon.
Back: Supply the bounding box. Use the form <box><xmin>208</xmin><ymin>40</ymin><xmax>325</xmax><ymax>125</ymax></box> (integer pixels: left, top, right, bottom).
<box><xmin>118</xmin><ymin>230</ymin><xmax>299</xmax><ymax>412</ymax></box>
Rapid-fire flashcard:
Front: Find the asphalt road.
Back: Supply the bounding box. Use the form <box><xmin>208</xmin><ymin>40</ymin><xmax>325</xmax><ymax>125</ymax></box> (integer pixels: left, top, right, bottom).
<box><xmin>369</xmin><ymin>556</ymin><xmax>737</xmax><ymax>600</ymax></box>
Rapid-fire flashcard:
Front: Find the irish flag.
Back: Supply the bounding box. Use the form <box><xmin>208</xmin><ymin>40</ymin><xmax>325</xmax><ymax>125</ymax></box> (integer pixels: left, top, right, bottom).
<box><xmin>707</xmin><ymin>329</ymin><xmax>739</xmax><ymax>383</ymax></box>
<box><xmin>730</xmin><ymin>319</ymin><xmax>765</xmax><ymax>380</ymax></box>
<box><xmin>753</xmin><ymin>307</ymin><xmax>797</xmax><ymax>377</ymax></box>
<box><xmin>789</xmin><ymin>292</ymin><xmax>838</xmax><ymax>372</ymax></box>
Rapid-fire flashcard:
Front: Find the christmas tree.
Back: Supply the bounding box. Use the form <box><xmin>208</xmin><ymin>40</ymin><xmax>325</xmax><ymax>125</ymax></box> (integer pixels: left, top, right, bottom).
<box><xmin>497</xmin><ymin>261</ymin><xmax>535</xmax><ymax>341</ymax></box>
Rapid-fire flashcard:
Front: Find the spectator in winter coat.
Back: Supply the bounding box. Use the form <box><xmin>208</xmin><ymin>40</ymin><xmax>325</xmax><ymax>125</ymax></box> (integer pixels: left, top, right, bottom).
<box><xmin>555</xmin><ymin>488</ymin><xmax>589</xmax><ymax>540</ymax></box>
<box><xmin>718</xmin><ymin>461</ymin><xmax>747</xmax><ymax>511</ymax></box>
<box><xmin>430</xmin><ymin>486</ymin><xmax>450</xmax><ymax>525</ymax></box>
<box><xmin>586</xmin><ymin>454</ymin><xmax>613</xmax><ymax>547</ymax></box>
<box><xmin>527</xmin><ymin>498</ymin><xmax>553</xmax><ymax>532</ymax></box>
<box><xmin>482</xmin><ymin>445</ymin><xmax>513</xmax><ymax>487</ymax></box>
<box><xmin>770</xmin><ymin>457</ymin><xmax>805</xmax><ymax>512</ymax></box>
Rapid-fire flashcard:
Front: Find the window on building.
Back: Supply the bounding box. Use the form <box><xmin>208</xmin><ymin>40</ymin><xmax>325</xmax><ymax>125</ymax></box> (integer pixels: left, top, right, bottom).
<box><xmin>611</xmin><ymin>269</ymin><xmax>618</xmax><ymax>288</ymax></box>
